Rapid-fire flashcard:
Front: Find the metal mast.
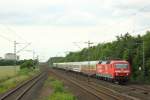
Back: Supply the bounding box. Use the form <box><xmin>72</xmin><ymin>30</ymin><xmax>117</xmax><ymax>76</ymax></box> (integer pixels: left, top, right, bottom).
<box><xmin>85</xmin><ymin>40</ymin><xmax>93</xmax><ymax>82</ymax></box>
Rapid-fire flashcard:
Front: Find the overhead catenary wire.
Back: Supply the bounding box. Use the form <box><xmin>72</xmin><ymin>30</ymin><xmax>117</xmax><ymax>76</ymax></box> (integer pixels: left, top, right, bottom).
<box><xmin>16</xmin><ymin>43</ymin><xmax>31</xmax><ymax>54</ymax></box>
<box><xmin>0</xmin><ymin>24</ymin><xmax>28</xmax><ymax>43</ymax></box>
<box><xmin>0</xmin><ymin>25</ymin><xmax>33</xmax><ymax>61</ymax></box>
<box><xmin>0</xmin><ymin>33</ymin><xmax>14</xmax><ymax>42</ymax></box>
<box><xmin>5</xmin><ymin>26</ymin><xmax>28</xmax><ymax>43</ymax></box>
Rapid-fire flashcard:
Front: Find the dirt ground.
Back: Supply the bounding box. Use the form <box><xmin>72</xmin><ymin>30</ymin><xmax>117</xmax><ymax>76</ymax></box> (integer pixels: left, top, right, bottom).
<box><xmin>37</xmin><ymin>83</ymin><xmax>53</xmax><ymax>100</ymax></box>
<box><xmin>37</xmin><ymin>69</ymin><xmax>100</xmax><ymax>100</ymax></box>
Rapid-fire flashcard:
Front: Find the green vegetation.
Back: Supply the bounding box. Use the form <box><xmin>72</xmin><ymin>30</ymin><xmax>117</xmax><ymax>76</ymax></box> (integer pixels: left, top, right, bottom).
<box><xmin>0</xmin><ymin>59</ymin><xmax>25</xmax><ymax>66</ymax></box>
<box><xmin>0</xmin><ymin>68</ymin><xmax>39</xmax><ymax>93</ymax></box>
<box><xmin>0</xmin><ymin>60</ymin><xmax>39</xmax><ymax>94</ymax></box>
<box><xmin>20</xmin><ymin>59</ymin><xmax>36</xmax><ymax>69</ymax></box>
<box><xmin>0</xmin><ymin>60</ymin><xmax>16</xmax><ymax>66</ymax></box>
<box><xmin>48</xmin><ymin>31</ymin><xmax>150</xmax><ymax>83</ymax></box>
<box><xmin>0</xmin><ymin>59</ymin><xmax>38</xmax><ymax>66</ymax></box>
<box><xmin>50</xmin><ymin>92</ymin><xmax>76</xmax><ymax>100</ymax></box>
<box><xmin>0</xmin><ymin>59</ymin><xmax>38</xmax><ymax>83</ymax></box>
<box><xmin>0</xmin><ymin>66</ymin><xmax>20</xmax><ymax>82</ymax></box>
<box><xmin>44</xmin><ymin>77</ymin><xmax>76</xmax><ymax>100</ymax></box>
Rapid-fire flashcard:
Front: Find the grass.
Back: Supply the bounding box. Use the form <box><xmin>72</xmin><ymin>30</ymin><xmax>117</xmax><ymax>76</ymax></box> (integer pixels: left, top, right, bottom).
<box><xmin>0</xmin><ymin>75</ymin><xmax>28</xmax><ymax>93</ymax></box>
<box><xmin>49</xmin><ymin>92</ymin><xmax>76</xmax><ymax>100</ymax></box>
<box><xmin>0</xmin><ymin>66</ymin><xmax>20</xmax><ymax>82</ymax></box>
<box><xmin>44</xmin><ymin>77</ymin><xmax>76</xmax><ymax>100</ymax></box>
<box><xmin>0</xmin><ymin>68</ymin><xmax>39</xmax><ymax>94</ymax></box>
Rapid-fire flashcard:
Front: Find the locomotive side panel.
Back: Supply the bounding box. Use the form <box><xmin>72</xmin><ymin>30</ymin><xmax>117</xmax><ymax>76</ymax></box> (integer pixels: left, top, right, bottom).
<box><xmin>96</xmin><ymin>64</ymin><xmax>114</xmax><ymax>79</ymax></box>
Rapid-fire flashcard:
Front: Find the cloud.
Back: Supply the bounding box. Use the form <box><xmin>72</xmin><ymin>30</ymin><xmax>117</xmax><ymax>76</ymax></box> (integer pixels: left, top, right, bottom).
<box><xmin>0</xmin><ymin>0</ymin><xmax>150</xmax><ymax>61</ymax></box>
<box><xmin>110</xmin><ymin>0</ymin><xmax>150</xmax><ymax>18</ymax></box>
<box><xmin>55</xmin><ymin>10</ymin><xmax>97</xmax><ymax>26</ymax></box>
<box><xmin>1</xmin><ymin>0</ymin><xmax>149</xmax><ymax>26</ymax></box>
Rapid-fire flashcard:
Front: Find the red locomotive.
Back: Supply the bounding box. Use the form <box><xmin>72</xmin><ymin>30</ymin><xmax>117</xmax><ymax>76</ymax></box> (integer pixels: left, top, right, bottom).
<box><xmin>96</xmin><ymin>60</ymin><xmax>131</xmax><ymax>83</ymax></box>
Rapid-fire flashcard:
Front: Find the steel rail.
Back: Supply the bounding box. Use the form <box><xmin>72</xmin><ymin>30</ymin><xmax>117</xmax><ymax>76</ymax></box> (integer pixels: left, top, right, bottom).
<box><xmin>52</xmin><ymin>69</ymin><xmax>135</xmax><ymax>100</ymax></box>
<box><xmin>0</xmin><ymin>72</ymin><xmax>46</xmax><ymax>100</ymax></box>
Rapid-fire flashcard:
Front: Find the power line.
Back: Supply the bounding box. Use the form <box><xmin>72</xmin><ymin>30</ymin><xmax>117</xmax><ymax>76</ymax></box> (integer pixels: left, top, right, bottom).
<box><xmin>0</xmin><ymin>24</ymin><xmax>27</xmax><ymax>43</ymax></box>
<box><xmin>0</xmin><ymin>34</ymin><xmax>14</xmax><ymax>42</ymax></box>
<box><xmin>73</xmin><ymin>42</ymin><xmax>82</xmax><ymax>49</ymax></box>
<box><xmin>16</xmin><ymin>43</ymin><xmax>31</xmax><ymax>54</ymax></box>
<box><xmin>133</xmin><ymin>26</ymin><xmax>150</xmax><ymax>34</ymax></box>
<box><xmin>0</xmin><ymin>24</ymin><xmax>34</xmax><ymax>61</ymax></box>
<box><xmin>5</xmin><ymin>26</ymin><xmax>28</xmax><ymax>43</ymax></box>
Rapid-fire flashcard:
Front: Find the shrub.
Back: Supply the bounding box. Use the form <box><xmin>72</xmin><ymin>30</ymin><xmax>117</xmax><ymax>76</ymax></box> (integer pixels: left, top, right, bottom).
<box><xmin>20</xmin><ymin>60</ymin><xmax>34</xmax><ymax>69</ymax></box>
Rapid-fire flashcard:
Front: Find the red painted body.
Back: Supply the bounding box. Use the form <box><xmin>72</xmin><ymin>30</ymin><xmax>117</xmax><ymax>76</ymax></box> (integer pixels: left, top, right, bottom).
<box><xmin>96</xmin><ymin>60</ymin><xmax>131</xmax><ymax>82</ymax></box>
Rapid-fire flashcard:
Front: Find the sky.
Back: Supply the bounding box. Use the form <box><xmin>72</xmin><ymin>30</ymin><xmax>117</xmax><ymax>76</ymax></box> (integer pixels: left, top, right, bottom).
<box><xmin>0</xmin><ymin>0</ymin><xmax>150</xmax><ymax>61</ymax></box>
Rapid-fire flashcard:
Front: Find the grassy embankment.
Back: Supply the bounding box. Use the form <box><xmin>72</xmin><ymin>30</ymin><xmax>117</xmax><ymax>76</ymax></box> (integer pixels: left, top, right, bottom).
<box><xmin>43</xmin><ymin>77</ymin><xmax>76</xmax><ymax>100</ymax></box>
<box><xmin>0</xmin><ymin>66</ymin><xmax>20</xmax><ymax>82</ymax></box>
<box><xmin>0</xmin><ymin>66</ymin><xmax>39</xmax><ymax>94</ymax></box>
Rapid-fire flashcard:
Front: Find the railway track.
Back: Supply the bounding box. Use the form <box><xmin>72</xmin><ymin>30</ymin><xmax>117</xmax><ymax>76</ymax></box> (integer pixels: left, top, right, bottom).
<box><xmin>0</xmin><ymin>72</ymin><xmax>46</xmax><ymax>100</ymax></box>
<box><xmin>69</xmin><ymin>76</ymin><xmax>123</xmax><ymax>100</ymax></box>
<box><xmin>68</xmin><ymin>70</ymin><xmax>150</xmax><ymax>100</ymax></box>
<box><xmin>50</xmin><ymin>69</ymin><xmax>102</xmax><ymax>100</ymax></box>
<box><xmin>129</xmin><ymin>85</ymin><xmax>150</xmax><ymax>94</ymax></box>
<box><xmin>51</xmin><ymin>69</ymin><xmax>138</xmax><ymax>100</ymax></box>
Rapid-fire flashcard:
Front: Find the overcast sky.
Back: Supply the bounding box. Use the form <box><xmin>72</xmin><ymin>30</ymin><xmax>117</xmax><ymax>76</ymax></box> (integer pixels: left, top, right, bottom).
<box><xmin>0</xmin><ymin>0</ymin><xmax>150</xmax><ymax>61</ymax></box>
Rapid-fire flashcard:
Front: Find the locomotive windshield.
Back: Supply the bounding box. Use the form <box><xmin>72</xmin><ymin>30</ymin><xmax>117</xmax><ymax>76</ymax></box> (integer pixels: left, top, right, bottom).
<box><xmin>115</xmin><ymin>64</ymin><xmax>128</xmax><ymax>69</ymax></box>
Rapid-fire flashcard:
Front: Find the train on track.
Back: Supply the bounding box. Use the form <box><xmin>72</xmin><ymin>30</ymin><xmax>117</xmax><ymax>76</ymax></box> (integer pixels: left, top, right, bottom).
<box><xmin>53</xmin><ymin>60</ymin><xmax>131</xmax><ymax>84</ymax></box>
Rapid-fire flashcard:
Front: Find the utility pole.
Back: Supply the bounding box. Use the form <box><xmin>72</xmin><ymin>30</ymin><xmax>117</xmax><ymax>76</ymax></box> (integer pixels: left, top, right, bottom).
<box><xmin>14</xmin><ymin>41</ymin><xmax>17</xmax><ymax>64</ymax></box>
<box><xmin>13</xmin><ymin>41</ymin><xmax>31</xmax><ymax>73</ymax></box>
<box><xmin>36</xmin><ymin>55</ymin><xmax>39</xmax><ymax>63</ymax></box>
<box><xmin>85</xmin><ymin>41</ymin><xmax>93</xmax><ymax>82</ymax></box>
<box><xmin>135</xmin><ymin>42</ymin><xmax>145</xmax><ymax>80</ymax></box>
<box><xmin>14</xmin><ymin>41</ymin><xmax>17</xmax><ymax>73</ymax></box>
<box><xmin>142</xmin><ymin>42</ymin><xmax>145</xmax><ymax>79</ymax></box>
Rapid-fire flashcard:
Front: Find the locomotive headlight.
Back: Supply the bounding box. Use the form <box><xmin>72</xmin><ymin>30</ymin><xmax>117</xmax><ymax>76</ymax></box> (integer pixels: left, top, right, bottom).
<box><xmin>126</xmin><ymin>73</ymin><xmax>129</xmax><ymax>75</ymax></box>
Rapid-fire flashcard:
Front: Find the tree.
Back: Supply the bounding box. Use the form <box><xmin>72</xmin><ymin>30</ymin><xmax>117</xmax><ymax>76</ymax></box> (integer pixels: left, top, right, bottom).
<box><xmin>48</xmin><ymin>32</ymin><xmax>150</xmax><ymax>82</ymax></box>
<box><xmin>20</xmin><ymin>60</ymin><xmax>34</xmax><ymax>69</ymax></box>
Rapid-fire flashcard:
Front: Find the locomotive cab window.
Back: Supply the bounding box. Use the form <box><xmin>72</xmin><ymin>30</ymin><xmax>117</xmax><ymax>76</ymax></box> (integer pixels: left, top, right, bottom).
<box><xmin>115</xmin><ymin>64</ymin><xmax>128</xmax><ymax>69</ymax></box>
<box><xmin>101</xmin><ymin>61</ymin><xmax>107</xmax><ymax>64</ymax></box>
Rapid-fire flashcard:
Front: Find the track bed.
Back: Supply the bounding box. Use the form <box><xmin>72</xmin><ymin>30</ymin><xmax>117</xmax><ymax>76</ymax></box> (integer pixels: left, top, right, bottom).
<box><xmin>51</xmin><ymin>68</ymin><xmax>150</xmax><ymax>100</ymax></box>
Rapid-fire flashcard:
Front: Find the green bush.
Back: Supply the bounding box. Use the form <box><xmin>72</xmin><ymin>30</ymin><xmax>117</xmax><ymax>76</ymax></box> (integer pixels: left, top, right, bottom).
<box><xmin>20</xmin><ymin>60</ymin><xmax>34</xmax><ymax>69</ymax></box>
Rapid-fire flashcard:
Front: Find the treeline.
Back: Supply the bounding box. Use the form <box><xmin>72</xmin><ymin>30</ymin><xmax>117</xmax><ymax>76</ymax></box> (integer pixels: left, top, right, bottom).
<box><xmin>48</xmin><ymin>31</ymin><xmax>150</xmax><ymax>82</ymax></box>
<box><xmin>0</xmin><ymin>59</ymin><xmax>38</xmax><ymax>66</ymax></box>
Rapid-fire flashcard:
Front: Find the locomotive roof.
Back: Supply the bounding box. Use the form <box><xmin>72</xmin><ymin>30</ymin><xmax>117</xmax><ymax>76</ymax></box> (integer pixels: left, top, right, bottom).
<box><xmin>99</xmin><ymin>60</ymin><xmax>128</xmax><ymax>64</ymax></box>
<box><xmin>53</xmin><ymin>60</ymin><xmax>128</xmax><ymax>65</ymax></box>
<box><xmin>54</xmin><ymin>61</ymin><xmax>99</xmax><ymax>65</ymax></box>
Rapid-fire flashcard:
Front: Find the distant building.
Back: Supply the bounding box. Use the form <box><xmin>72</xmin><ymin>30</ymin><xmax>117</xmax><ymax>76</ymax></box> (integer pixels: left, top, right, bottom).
<box><xmin>5</xmin><ymin>53</ymin><xmax>19</xmax><ymax>61</ymax></box>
